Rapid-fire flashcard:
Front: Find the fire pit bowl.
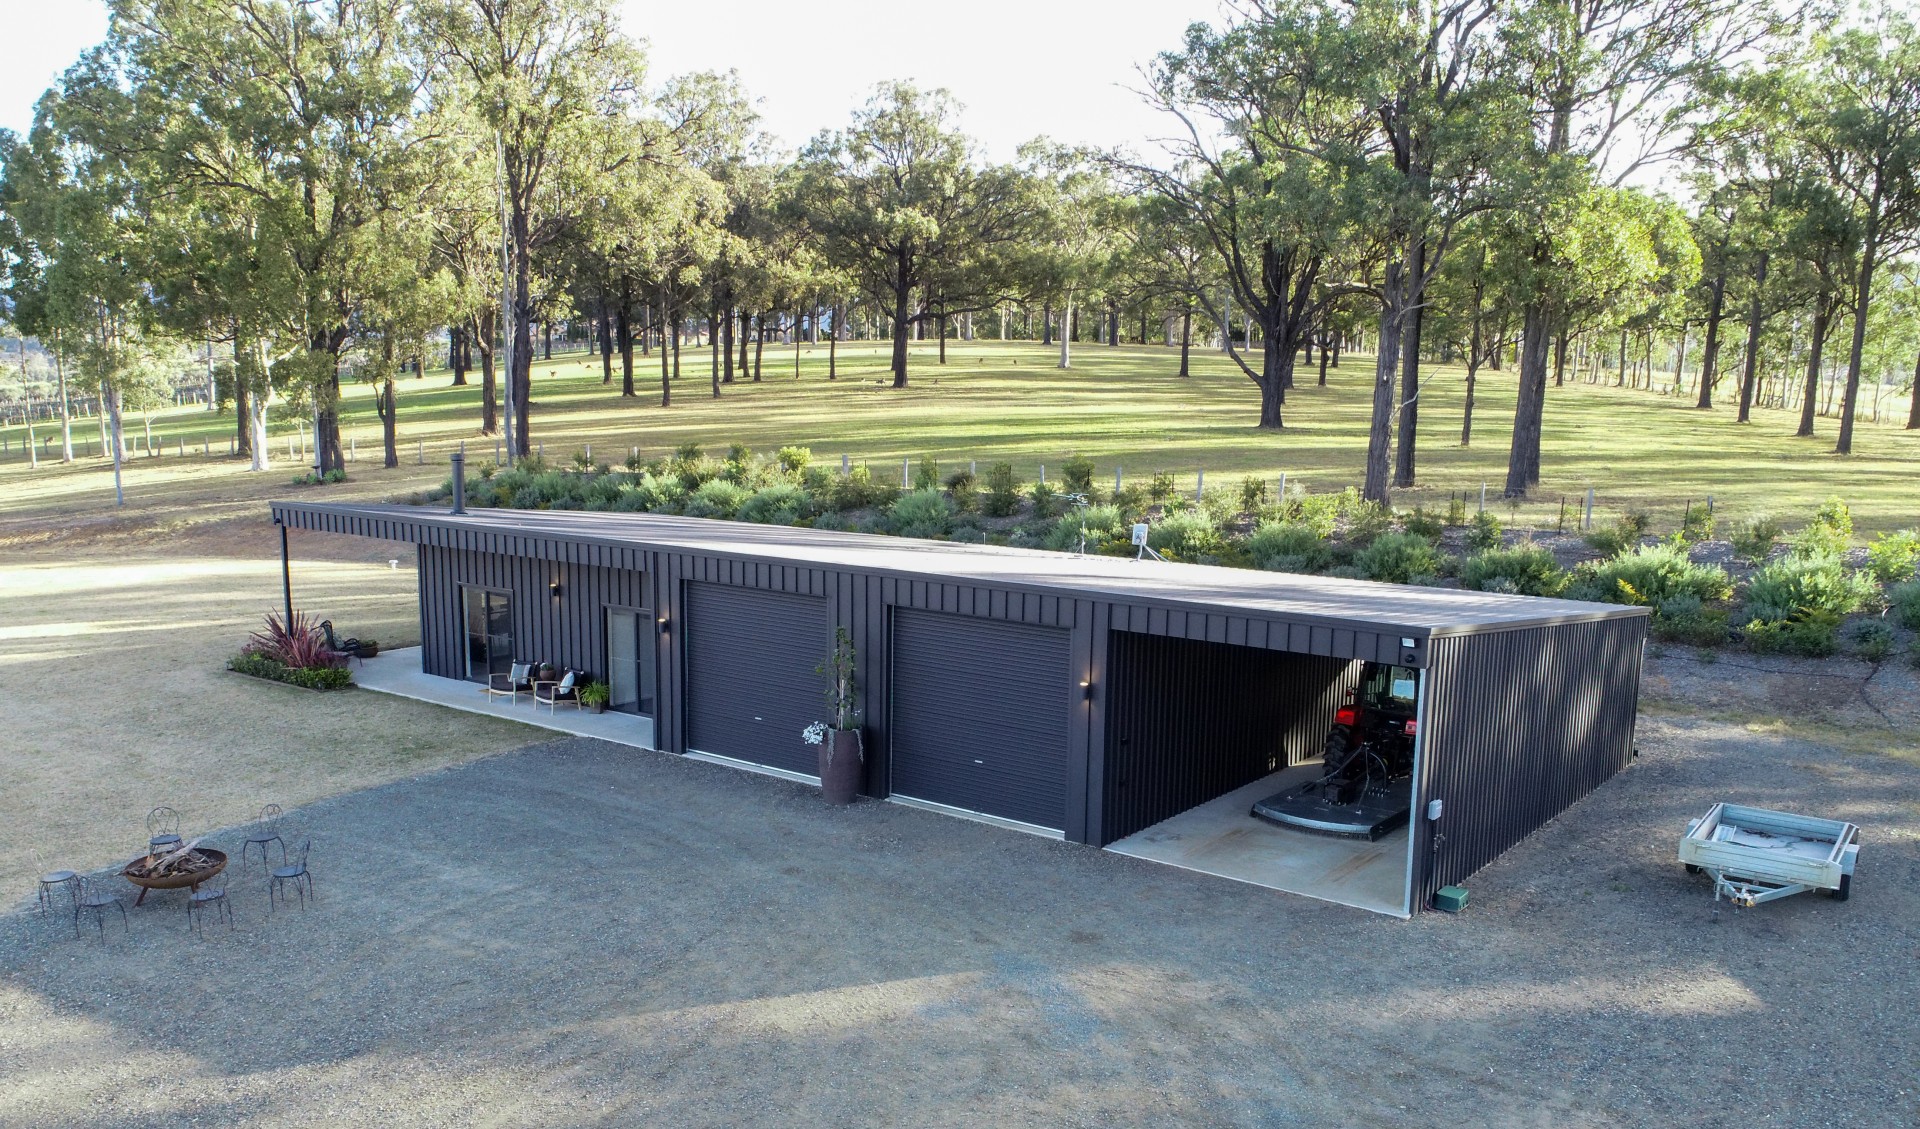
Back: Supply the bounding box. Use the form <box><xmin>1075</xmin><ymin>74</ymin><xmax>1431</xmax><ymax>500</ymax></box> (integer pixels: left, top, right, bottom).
<box><xmin>121</xmin><ymin>849</ymin><xmax>227</xmax><ymax>905</ymax></box>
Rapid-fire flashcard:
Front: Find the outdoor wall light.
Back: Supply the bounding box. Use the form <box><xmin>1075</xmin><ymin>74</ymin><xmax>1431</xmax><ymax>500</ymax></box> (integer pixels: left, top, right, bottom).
<box><xmin>549</xmin><ymin>579</ymin><xmax>563</xmax><ymax>598</ymax></box>
<box><xmin>657</xmin><ymin>614</ymin><xmax>670</xmax><ymax>632</ymax></box>
<box><xmin>1080</xmin><ymin>680</ymin><xmax>1093</xmax><ymax>700</ymax></box>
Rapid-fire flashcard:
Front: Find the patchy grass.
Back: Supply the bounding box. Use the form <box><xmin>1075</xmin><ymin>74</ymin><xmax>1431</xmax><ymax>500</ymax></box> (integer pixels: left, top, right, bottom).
<box><xmin>1</xmin><ymin>340</ymin><xmax>1916</xmax><ymax>546</ymax></box>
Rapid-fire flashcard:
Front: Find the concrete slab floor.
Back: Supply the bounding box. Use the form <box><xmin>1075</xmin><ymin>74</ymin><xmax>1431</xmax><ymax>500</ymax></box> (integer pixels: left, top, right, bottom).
<box><xmin>352</xmin><ymin>646</ymin><xmax>657</xmax><ymax>750</ymax></box>
<box><xmin>1105</xmin><ymin>766</ymin><xmax>1411</xmax><ymax>917</ymax></box>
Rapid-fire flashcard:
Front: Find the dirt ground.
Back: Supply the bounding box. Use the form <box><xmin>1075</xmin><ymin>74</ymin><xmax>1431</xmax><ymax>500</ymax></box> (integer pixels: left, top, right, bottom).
<box><xmin>1</xmin><ymin>513</ymin><xmax>1917</xmax><ymax>1127</ymax></box>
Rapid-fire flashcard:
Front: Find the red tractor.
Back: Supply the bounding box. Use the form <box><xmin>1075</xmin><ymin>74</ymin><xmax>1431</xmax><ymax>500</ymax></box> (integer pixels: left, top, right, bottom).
<box><xmin>1251</xmin><ymin>663</ymin><xmax>1419</xmax><ymax>840</ymax></box>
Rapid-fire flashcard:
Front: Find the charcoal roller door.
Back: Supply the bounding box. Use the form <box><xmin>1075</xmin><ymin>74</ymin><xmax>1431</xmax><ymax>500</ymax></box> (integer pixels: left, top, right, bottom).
<box><xmin>684</xmin><ymin>582</ymin><xmax>829</xmax><ymax>777</ymax></box>
<box><xmin>890</xmin><ymin>609</ymin><xmax>1072</xmax><ymax>831</ymax></box>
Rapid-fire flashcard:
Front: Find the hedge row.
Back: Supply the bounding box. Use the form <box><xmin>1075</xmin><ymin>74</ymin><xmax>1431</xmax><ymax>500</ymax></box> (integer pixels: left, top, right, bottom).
<box><xmin>229</xmin><ymin>651</ymin><xmax>354</xmax><ymax>691</ymax></box>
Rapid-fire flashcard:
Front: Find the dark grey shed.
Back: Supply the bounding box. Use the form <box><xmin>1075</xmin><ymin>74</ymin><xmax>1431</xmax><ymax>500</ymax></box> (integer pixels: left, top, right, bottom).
<box><xmin>271</xmin><ymin>499</ymin><xmax>1648</xmax><ymax>915</ymax></box>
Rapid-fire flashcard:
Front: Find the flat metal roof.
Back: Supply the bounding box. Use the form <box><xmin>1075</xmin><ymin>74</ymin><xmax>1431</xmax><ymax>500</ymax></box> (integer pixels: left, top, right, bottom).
<box><xmin>271</xmin><ymin>500</ymin><xmax>1647</xmax><ymax>637</ymax></box>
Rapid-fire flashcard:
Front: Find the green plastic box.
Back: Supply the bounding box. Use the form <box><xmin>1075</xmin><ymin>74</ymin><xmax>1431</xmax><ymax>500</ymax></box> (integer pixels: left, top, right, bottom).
<box><xmin>1434</xmin><ymin>885</ymin><xmax>1469</xmax><ymax>913</ymax></box>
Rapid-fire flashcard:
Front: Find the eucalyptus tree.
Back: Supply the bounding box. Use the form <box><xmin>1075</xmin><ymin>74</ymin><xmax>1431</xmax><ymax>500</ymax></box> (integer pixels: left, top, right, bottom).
<box><xmin>796</xmin><ymin>82</ymin><xmax>1039</xmax><ymax>388</ymax></box>
<box><xmin>1798</xmin><ymin>15</ymin><xmax>1920</xmax><ymax>454</ymax></box>
<box><xmin>1136</xmin><ymin>12</ymin><xmax>1367</xmax><ymax>430</ymax></box>
<box><xmin>425</xmin><ymin>0</ymin><xmax>645</xmax><ymax>456</ymax></box>
<box><xmin>1496</xmin><ymin>0</ymin><xmax>1780</xmax><ymax>495</ymax></box>
<box><xmin>1024</xmin><ymin>143</ymin><xmax>1118</xmax><ymax>370</ymax></box>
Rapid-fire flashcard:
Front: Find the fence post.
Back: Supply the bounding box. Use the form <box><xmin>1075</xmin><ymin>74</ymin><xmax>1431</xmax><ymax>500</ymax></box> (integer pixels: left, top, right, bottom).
<box><xmin>1706</xmin><ymin>495</ymin><xmax>1714</xmax><ymax>514</ymax></box>
<box><xmin>1114</xmin><ymin>467</ymin><xmax>1122</xmax><ymax>495</ymax></box>
<box><xmin>1195</xmin><ymin>469</ymin><xmax>1204</xmax><ymax>501</ymax></box>
<box><xmin>969</xmin><ymin>460</ymin><xmax>976</xmax><ymax>477</ymax></box>
<box><xmin>1583</xmin><ymin>487</ymin><xmax>1595</xmax><ymax>531</ymax></box>
<box><xmin>1479</xmin><ymin>483</ymin><xmax>1486</xmax><ymax>513</ymax></box>
<box><xmin>841</xmin><ymin>454</ymin><xmax>850</xmax><ymax>476</ymax></box>
<box><xmin>537</xmin><ymin>442</ymin><xmax>543</xmax><ymax>460</ymax></box>
<box><xmin>902</xmin><ymin>458</ymin><xmax>910</xmax><ymax>488</ymax></box>
<box><xmin>1039</xmin><ymin>464</ymin><xmax>1045</xmax><ymax>485</ymax></box>
<box><xmin>585</xmin><ymin>443</ymin><xmax>592</xmax><ymax>464</ymax></box>
<box><xmin>350</xmin><ymin>435</ymin><xmax>356</xmax><ymax>462</ymax></box>
<box><xmin>1278</xmin><ymin>472</ymin><xmax>1287</xmax><ymax>500</ymax></box>
<box><xmin>494</xmin><ymin>439</ymin><xmax>501</xmax><ymax>464</ymax></box>
<box><xmin>178</xmin><ymin>439</ymin><xmax>185</xmax><ymax>457</ymax></box>
<box><xmin>418</xmin><ymin>440</ymin><xmax>424</xmax><ymax>465</ymax></box>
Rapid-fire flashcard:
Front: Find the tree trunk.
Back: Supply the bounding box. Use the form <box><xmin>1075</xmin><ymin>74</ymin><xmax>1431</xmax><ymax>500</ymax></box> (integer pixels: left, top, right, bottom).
<box><xmin>380</xmin><ymin>377</ymin><xmax>397</xmax><ymax>468</ymax></box>
<box><xmin>710</xmin><ymin>303</ymin><xmax>721</xmax><ymax>398</ymax></box>
<box><xmin>1907</xmin><ymin>349</ymin><xmax>1920</xmax><ymax>430</ymax></box>
<box><xmin>1107</xmin><ymin>299</ymin><xmax>1119</xmax><ymax>347</ymax></box>
<box><xmin>1696</xmin><ymin>272</ymin><xmax>1728</xmax><ymax>409</ymax></box>
<box><xmin>1041</xmin><ymin>301</ymin><xmax>1053</xmax><ymax>346</ymax></box>
<box><xmin>598</xmin><ymin>299</ymin><xmax>614</xmax><ymax>384</ymax></box>
<box><xmin>1365</xmin><ymin>261</ymin><xmax>1407</xmax><ymax>503</ymax></box>
<box><xmin>891</xmin><ymin>283</ymin><xmax>912</xmax><ymax>388</ymax></box>
<box><xmin>829</xmin><ymin>301</ymin><xmax>840</xmax><ymax>379</ymax></box>
<box><xmin>1462</xmin><ymin>286</ymin><xmax>1483</xmax><ymax>447</ymax></box>
<box><xmin>1672</xmin><ymin>321</ymin><xmax>1688</xmax><ymax>396</ymax></box>
<box><xmin>1058</xmin><ymin>294</ymin><xmax>1074</xmax><ymax>369</ymax></box>
<box><xmin>1836</xmin><ymin>225</ymin><xmax>1879</xmax><ymax>455</ymax></box>
<box><xmin>1737</xmin><ymin>251</ymin><xmax>1769</xmax><ymax>424</ymax></box>
<box><xmin>1258</xmin><ymin>319</ymin><xmax>1290</xmax><ymax>430</ymax></box>
<box><xmin>752</xmin><ymin>315</ymin><xmax>765</xmax><ymax>381</ymax></box>
<box><xmin>1393</xmin><ymin>242</ymin><xmax>1428</xmax><ymax>489</ymax></box>
<box><xmin>312</xmin><ymin>333</ymin><xmax>345</xmax><ymax>474</ymax></box>
<box><xmin>233</xmin><ymin>356</ymin><xmax>253</xmax><ymax>460</ymax></box>
<box><xmin>477</xmin><ymin>311</ymin><xmax>499</xmax><ymax>436</ymax></box>
<box><xmin>1178</xmin><ymin>305</ymin><xmax>1192</xmax><ymax>378</ymax></box>
<box><xmin>451</xmin><ymin>326</ymin><xmax>469</xmax><ymax>386</ymax></box>
<box><xmin>721</xmin><ymin>303</ymin><xmax>736</xmax><ymax>384</ymax></box>
<box><xmin>1504</xmin><ymin>302</ymin><xmax>1553</xmax><ymax>497</ymax></box>
<box><xmin>938</xmin><ymin>311</ymin><xmax>948</xmax><ymax>364</ymax></box>
<box><xmin>542</xmin><ymin>321</ymin><xmax>552</xmax><ymax>361</ymax></box>
<box><xmin>618</xmin><ymin>289</ymin><xmax>635</xmax><ymax>397</ymax></box>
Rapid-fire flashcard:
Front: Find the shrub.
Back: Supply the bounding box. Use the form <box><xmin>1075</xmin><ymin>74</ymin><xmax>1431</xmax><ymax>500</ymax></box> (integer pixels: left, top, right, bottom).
<box><xmin>1029</xmin><ymin>480</ymin><xmax>1060</xmax><ymax>518</ymax></box>
<box><xmin>1791</xmin><ymin>497</ymin><xmax>1853</xmax><ymax>557</ymax></box>
<box><xmin>228</xmin><ymin>651</ymin><xmax>353</xmax><ymax>691</ymax></box>
<box><xmin>1729</xmin><ymin>514</ymin><xmax>1782</xmax><ymax>562</ymax></box>
<box><xmin>683</xmin><ymin>478</ymin><xmax>753</xmax><ymax>519</ymax></box>
<box><xmin>982</xmin><ymin>462</ymin><xmax>1022</xmax><ymax>517</ymax></box>
<box><xmin>1866</xmin><ymin>529</ymin><xmax>1920</xmax><ymax>584</ymax></box>
<box><xmin>1400</xmin><ymin>506</ymin><xmax>1445</xmax><ymax>540</ymax></box>
<box><xmin>1354</xmin><ymin>533</ymin><xmax>1440</xmax><ymax>585</ymax></box>
<box><xmin>1245</xmin><ymin>522</ymin><xmax>1333</xmax><ymax>573</ymax></box>
<box><xmin>1344</xmin><ymin>501</ymin><xmax>1394</xmax><ymax>546</ymax></box>
<box><xmin>1566</xmin><ymin>543</ymin><xmax>1733</xmax><ymax>606</ymax></box>
<box><xmin>246</xmin><ymin>610</ymin><xmax>346</xmax><ymax>670</ymax></box>
<box><xmin>1293</xmin><ymin>493</ymin><xmax>1341</xmax><ymax>539</ymax></box>
<box><xmin>1062</xmin><ymin>454</ymin><xmax>1096</xmax><ymax>495</ymax></box>
<box><xmin>945</xmin><ymin>469</ymin><xmax>979</xmax><ymax>512</ymax></box>
<box><xmin>1240</xmin><ymin>476</ymin><xmax>1270</xmax><ymax>513</ymax></box>
<box><xmin>775</xmin><ymin>446</ymin><xmax>812</xmax><ymax>475</ymax></box>
<box><xmin>1677</xmin><ymin>502</ymin><xmax>1715</xmax><ymax>545</ymax></box>
<box><xmin>1892</xmin><ymin>580</ymin><xmax>1920</xmax><ymax>630</ymax></box>
<box><xmin>1744</xmin><ymin>612</ymin><xmax>1841</xmax><ymax>658</ymax></box>
<box><xmin>1465</xmin><ymin>510</ymin><xmax>1503</xmax><ymax>552</ymax></box>
<box><xmin>1044</xmin><ymin>505</ymin><xmax>1125</xmax><ymax>552</ymax></box>
<box><xmin>1651</xmin><ymin>593</ymin><xmax>1729</xmax><ymax>646</ymax></box>
<box><xmin>889</xmin><ymin>488</ymin><xmax>954</xmax><ymax>538</ymax></box>
<box><xmin>622</xmin><ymin>472</ymin><xmax>686</xmax><ymax>514</ymax></box>
<box><xmin>1460</xmin><ymin>546</ymin><xmax>1569</xmax><ymax>597</ymax></box>
<box><xmin>1742</xmin><ymin>553</ymin><xmax>1877</xmax><ymax>622</ymax></box>
<box><xmin>737</xmin><ymin>483</ymin><xmax>811</xmax><ymax>525</ymax></box>
<box><xmin>829</xmin><ymin>465</ymin><xmax>896</xmax><ymax>511</ymax></box>
<box><xmin>913</xmin><ymin>455</ymin><xmax>940</xmax><ymax>491</ymax></box>
<box><xmin>1147</xmin><ymin>471</ymin><xmax>1177</xmax><ymax>503</ymax></box>
<box><xmin>1147</xmin><ymin>509</ymin><xmax>1224</xmax><ymax>560</ymax></box>
<box><xmin>1585</xmin><ymin>510</ymin><xmax>1651</xmax><ymax>555</ymax></box>
<box><xmin>1848</xmin><ymin>619</ymin><xmax>1895</xmax><ymax>663</ymax></box>
<box><xmin>1446</xmin><ymin>494</ymin><xmax>1468</xmax><ymax>527</ymax></box>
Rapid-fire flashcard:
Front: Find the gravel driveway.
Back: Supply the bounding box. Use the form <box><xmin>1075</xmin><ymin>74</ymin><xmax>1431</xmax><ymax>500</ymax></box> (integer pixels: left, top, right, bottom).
<box><xmin>2</xmin><ymin>716</ymin><xmax>1915</xmax><ymax>1128</ymax></box>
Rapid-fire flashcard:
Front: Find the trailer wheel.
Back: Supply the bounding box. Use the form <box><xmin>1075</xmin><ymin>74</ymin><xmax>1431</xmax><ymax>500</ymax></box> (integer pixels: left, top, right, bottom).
<box><xmin>1684</xmin><ymin>864</ymin><xmax>1702</xmax><ymax>876</ymax></box>
<box><xmin>1830</xmin><ymin>874</ymin><xmax>1850</xmax><ymax>902</ymax></box>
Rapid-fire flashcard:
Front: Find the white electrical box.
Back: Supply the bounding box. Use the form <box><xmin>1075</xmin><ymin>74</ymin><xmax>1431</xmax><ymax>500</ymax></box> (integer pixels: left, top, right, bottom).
<box><xmin>1131</xmin><ymin>523</ymin><xmax>1149</xmax><ymax>547</ymax></box>
<box><xmin>1427</xmin><ymin>799</ymin><xmax>1444</xmax><ymax>822</ymax></box>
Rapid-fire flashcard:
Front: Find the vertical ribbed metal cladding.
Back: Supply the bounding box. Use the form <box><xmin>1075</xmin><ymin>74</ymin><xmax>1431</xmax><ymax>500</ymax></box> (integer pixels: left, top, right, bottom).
<box><xmin>1413</xmin><ymin>615</ymin><xmax>1647</xmax><ymax>903</ymax></box>
<box><xmin>1096</xmin><ymin>631</ymin><xmax>1359</xmax><ymax>846</ymax></box>
<box><xmin>888</xmin><ymin>609</ymin><xmax>1073</xmax><ymax>832</ymax></box>
<box><xmin>682</xmin><ymin>581</ymin><xmax>831</xmax><ymax>776</ymax></box>
<box><xmin>416</xmin><ymin>545</ymin><xmax>649</xmax><ymax>683</ymax></box>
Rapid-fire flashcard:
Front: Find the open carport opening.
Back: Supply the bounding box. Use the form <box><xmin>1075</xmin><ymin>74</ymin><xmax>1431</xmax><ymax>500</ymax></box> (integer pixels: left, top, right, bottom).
<box><xmin>1099</xmin><ymin>631</ymin><xmax>1418</xmax><ymax>917</ymax></box>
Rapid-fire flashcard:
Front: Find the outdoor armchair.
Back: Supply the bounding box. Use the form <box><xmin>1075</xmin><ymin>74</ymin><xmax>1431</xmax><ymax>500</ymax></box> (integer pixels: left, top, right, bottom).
<box><xmin>487</xmin><ymin>662</ymin><xmax>535</xmax><ymax>703</ymax></box>
<box><xmin>534</xmin><ymin>669</ymin><xmax>582</xmax><ymax>714</ymax></box>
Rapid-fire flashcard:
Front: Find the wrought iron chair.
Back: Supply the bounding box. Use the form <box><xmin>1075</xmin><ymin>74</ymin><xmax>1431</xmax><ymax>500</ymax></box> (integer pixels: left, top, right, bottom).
<box><xmin>36</xmin><ymin>869</ymin><xmax>78</xmax><ymax>915</ymax></box>
<box><xmin>74</xmin><ymin>875</ymin><xmax>128</xmax><ymax>941</ymax></box>
<box><xmin>146</xmin><ymin>806</ymin><xmax>183</xmax><ymax>855</ymax></box>
<box><xmin>269</xmin><ymin>841</ymin><xmax>314</xmax><ymax>914</ymax></box>
<box><xmin>187</xmin><ymin>870</ymin><xmax>233</xmax><ymax>934</ymax></box>
<box><xmin>242</xmin><ymin>804</ymin><xmax>287</xmax><ymax>872</ymax></box>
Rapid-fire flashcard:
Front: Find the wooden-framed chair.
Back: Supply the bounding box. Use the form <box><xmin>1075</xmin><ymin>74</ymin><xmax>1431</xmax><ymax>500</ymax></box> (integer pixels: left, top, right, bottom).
<box><xmin>486</xmin><ymin>662</ymin><xmax>534</xmax><ymax>703</ymax></box>
<box><xmin>534</xmin><ymin>669</ymin><xmax>582</xmax><ymax>714</ymax></box>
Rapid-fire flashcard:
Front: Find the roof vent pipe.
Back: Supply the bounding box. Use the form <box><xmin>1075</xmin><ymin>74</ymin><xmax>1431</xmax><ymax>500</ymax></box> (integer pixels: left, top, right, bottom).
<box><xmin>450</xmin><ymin>451</ymin><xmax>466</xmax><ymax>515</ymax></box>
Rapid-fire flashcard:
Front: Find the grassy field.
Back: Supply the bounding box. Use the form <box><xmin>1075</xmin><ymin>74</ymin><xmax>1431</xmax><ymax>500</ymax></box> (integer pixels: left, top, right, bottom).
<box><xmin>2</xmin><ymin>339</ymin><xmax>1916</xmax><ymax>540</ymax></box>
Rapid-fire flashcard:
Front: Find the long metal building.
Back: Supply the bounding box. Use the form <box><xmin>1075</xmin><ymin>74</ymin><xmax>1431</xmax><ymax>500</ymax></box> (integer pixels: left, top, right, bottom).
<box><xmin>271</xmin><ymin>498</ymin><xmax>1648</xmax><ymax>917</ymax></box>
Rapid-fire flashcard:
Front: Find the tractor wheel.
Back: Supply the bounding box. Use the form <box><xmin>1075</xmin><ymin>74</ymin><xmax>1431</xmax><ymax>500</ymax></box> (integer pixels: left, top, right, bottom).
<box><xmin>1831</xmin><ymin>874</ymin><xmax>1850</xmax><ymax>902</ymax></box>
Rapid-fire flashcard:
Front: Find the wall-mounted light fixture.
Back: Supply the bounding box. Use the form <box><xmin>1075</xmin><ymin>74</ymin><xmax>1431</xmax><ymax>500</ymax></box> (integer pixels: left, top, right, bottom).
<box><xmin>549</xmin><ymin>579</ymin><xmax>563</xmax><ymax>598</ymax></box>
<box><xmin>656</xmin><ymin>613</ymin><xmax>670</xmax><ymax>633</ymax></box>
<box><xmin>1080</xmin><ymin>680</ymin><xmax>1093</xmax><ymax>701</ymax></box>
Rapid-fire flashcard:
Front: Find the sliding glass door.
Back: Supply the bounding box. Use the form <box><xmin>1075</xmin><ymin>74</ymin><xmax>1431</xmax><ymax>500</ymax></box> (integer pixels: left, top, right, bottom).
<box><xmin>606</xmin><ymin>608</ymin><xmax>656</xmax><ymax>716</ymax></box>
<box><xmin>463</xmin><ymin>587</ymin><xmax>513</xmax><ymax>683</ymax></box>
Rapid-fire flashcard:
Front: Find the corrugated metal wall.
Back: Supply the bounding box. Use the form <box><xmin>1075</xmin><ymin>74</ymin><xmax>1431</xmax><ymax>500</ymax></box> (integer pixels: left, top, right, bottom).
<box><xmin>1098</xmin><ymin>632</ymin><xmax>1358</xmax><ymax>845</ymax></box>
<box><xmin>418</xmin><ymin>544</ymin><xmax>650</xmax><ymax>683</ymax></box>
<box><xmin>1412</xmin><ymin>615</ymin><xmax>1646</xmax><ymax>904</ymax></box>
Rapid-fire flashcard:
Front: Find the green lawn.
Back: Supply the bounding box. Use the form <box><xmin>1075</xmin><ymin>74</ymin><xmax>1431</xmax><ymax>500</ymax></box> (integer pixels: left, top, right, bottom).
<box><xmin>2</xmin><ymin>339</ymin><xmax>1916</xmax><ymax>537</ymax></box>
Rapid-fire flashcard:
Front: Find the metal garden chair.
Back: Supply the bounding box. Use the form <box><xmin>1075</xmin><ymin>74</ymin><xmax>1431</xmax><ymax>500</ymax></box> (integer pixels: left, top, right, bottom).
<box><xmin>269</xmin><ymin>841</ymin><xmax>314</xmax><ymax>914</ymax></box>
<box><xmin>242</xmin><ymin>804</ymin><xmax>287</xmax><ymax>872</ymax></box>
<box><xmin>187</xmin><ymin>870</ymin><xmax>233</xmax><ymax>934</ymax></box>
<box><xmin>146</xmin><ymin>806</ymin><xmax>183</xmax><ymax>855</ymax></box>
<box><xmin>74</xmin><ymin>875</ymin><xmax>128</xmax><ymax>941</ymax></box>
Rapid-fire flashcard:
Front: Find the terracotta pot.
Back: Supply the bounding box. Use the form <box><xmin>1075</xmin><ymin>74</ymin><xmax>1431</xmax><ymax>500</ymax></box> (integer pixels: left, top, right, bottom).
<box><xmin>819</xmin><ymin>728</ymin><xmax>863</xmax><ymax>805</ymax></box>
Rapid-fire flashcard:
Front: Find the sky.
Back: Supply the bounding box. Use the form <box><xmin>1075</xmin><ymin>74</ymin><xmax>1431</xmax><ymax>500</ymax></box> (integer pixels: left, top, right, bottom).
<box><xmin>0</xmin><ymin>1</ymin><xmax>1230</xmax><ymax>159</ymax></box>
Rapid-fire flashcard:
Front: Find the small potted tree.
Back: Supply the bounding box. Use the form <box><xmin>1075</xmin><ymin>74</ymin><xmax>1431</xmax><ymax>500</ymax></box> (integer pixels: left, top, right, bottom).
<box><xmin>579</xmin><ymin>680</ymin><xmax>610</xmax><ymax>714</ymax></box>
<box><xmin>804</xmin><ymin>626</ymin><xmax>863</xmax><ymax>805</ymax></box>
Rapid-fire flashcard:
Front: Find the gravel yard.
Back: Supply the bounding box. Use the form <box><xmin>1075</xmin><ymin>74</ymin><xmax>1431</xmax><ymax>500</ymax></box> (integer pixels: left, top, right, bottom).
<box><xmin>3</xmin><ymin>711</ymin><xmax>1916</xmax><ymax>1128</ymax></box>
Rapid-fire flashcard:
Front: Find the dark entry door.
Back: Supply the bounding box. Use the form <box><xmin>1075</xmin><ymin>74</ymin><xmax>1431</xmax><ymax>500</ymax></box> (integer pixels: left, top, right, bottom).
<box><xmin>462</xmin><ymin>587</ymin><xmax>512</xmax><ymax>683</ymax></box>
<box><xmin>683</xmin><ymin>582</ymin><xmax>830</xmax><ymax>777</ymax></box>
<box><xmin>889</xmin><ymin>609</ymin><xmax>1073</xmax><ymax>832</ymax></box>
